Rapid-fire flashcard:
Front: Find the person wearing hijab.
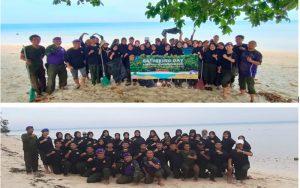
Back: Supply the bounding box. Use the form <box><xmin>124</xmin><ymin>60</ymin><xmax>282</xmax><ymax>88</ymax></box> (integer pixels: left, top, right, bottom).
<box><xmin>145</xmin><ymin>42</ymin><xmax>152</xmax><ymax>55</ymax></box>
<box><xmin>100</xmin><ymin>130</ymin><xmax>113</xmax><ymax>144</ymax></box>
<box><xmin>238</xmin><ymin>135</ymin><xmax>251</xmax><ymax>151</ymax></box>
<box><xmin>207</xmin><ymin>131</ymin><xmax>221</xmax><ymax>150</ymax></box>
<box><xmin>37</xmin><ymin>128</ymin><xmax>54</xmax><ymax>173</ymax></box>
<box><xmin>221</xmin><ymin>131</ymin><xmax>236</xmax><ymax>154</ymax></box>
<box><xmin>86</xmin><ymin>132</ymin><xmax>97</xmax><ymax>148</ymax></box>
<box><xmin>150</xmin><ymin>44</ymin><xmax>157</xmax><ymax>55</ymax></box>
<box><xmin>131</xmin><ymin>130</ymin><xmax>146</xmax><ymax>156</ymax></box>
<box><xmin>123</xmin><ymin>44</ymin><xmax>135</xmax><ymax>85</ymax></box>
<box><xmin>113</xmin><ymin>133</ymin><xmax>123</xmax><ymax>151</ymax></box>
<box><xmin>203</xmin><ymin>43</ymin><xmax>219</xmax><ymax>90</ymax></box>
<box><xmin>171</xmin><ymin>129</ymin><xmax>182</xmax><ymax>144</ymax></box>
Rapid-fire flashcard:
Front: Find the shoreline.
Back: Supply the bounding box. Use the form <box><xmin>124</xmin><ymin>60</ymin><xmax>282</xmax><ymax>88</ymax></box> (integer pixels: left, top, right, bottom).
<box><xmin>1</xmin><ymin>134</ymin><xmax>298</xmax><ymax>188</ymax></box>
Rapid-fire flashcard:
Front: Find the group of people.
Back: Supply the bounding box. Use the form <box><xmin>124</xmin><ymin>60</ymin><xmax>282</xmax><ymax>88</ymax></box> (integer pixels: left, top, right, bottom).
<box><xmin>22</xmin><ymin>126</ymin><xmax>253</xmax><ymax>186</ymax></box>
<box><xmin>20</xmin><ymin>31</ymin><xmax>262</xmax><ymax>102</ymax></box>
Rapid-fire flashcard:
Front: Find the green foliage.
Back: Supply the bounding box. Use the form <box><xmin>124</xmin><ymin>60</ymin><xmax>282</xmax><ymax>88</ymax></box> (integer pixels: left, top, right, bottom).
<box><xmin>53</xmin><ymin>0</ymin><xmax>103</xmax><ymax>6</ymax></box>
<box><xmin>146</xmin><ymin>0</ymin><xmax>298</xmax><ymax>34</ymax></box>
<box><xmin>130</xmin><ymin>55</ymin><xmax>198</xmax><ymax>72</ymax></box>
<box><xmin>52</xmin><ymin>0</ymin><xmax>297</xmax><ymax>34</ymax></box>
<box><xmin>1</xmin><ymin>119</ymin><xmax>10</xmax><ymax>133</ymax></box>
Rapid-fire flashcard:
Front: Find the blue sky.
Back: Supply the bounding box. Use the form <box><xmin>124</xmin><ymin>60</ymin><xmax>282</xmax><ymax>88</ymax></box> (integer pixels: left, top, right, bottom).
<box><xmin>1</xmin><ymin>0</ymin><xmax>298</xmax><ymax>24</ymax></box>
<box><xmin>1</xmin><ymin>107</ymin><xmax>297</xmax><ymax>130</ymax></box>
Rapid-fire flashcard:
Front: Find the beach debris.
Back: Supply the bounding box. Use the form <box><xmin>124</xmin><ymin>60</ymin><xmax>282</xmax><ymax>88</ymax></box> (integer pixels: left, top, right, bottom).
<box><xmin>9</xmin><ymin>167</ymin><xmax>27</xmax><ymax>173</ymax></box>
<box><xmin>258</xmin><ymin>92</ymin><xmax>293</xmax><ymax>103</ymax></box>
<box><xmin>294</xmin><ymin>157</ymin><xmax>298</xmax><ymax>161</ymax></box>
<box><xmin>289</xmin><ymin>83</ymin><xmax>298</xmax><ymax>87</ymax></box>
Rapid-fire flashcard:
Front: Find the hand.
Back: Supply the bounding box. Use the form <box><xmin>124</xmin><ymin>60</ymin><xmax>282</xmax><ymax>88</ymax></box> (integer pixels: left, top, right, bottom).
<box><xmin>112</xmin><ymin>163</ymin><xmax>116</xmax><ymax>168</ymax></box>
<box><xmin>228</xmin><ymin>165</ymin><xmax>233</xmax><ymax>171</ymax></box>
<box><xmin>89</xmin><ymin>50</ymin><xmax>94</xmax><ymax>55</ymax></box>
<box><xmin>212</xmin><ymin>54</ymin><xmax>218</xmax><ymax>59</ymax></box>
<box><xmin>148</xmin><ymin>161</ymin><xmax>155</xmax><ymax>166</ymax></box>
<box><xmin>239</xmin><ymin>47</ymin><xmax>245</xmax><ymax>51</ymax></box>
<box><xmin>216</xmin><ymin>150</ymin><xmax>223</xmax><ymax>155</ymax></box>
<box><xmin>26</xmin><ymin>59</ymin><xmax>32</xmax><ymax>65</ymax></box>
<box><xmin>92</xmin><ymin>167</ymin><xmax>96</xmax><ymax>171</ymax></box>
<box><xmin>223</xmin><ymin>54</ymin><xmax>228</xmax><ymax>59</ymax></box>
<box><xmin>247</xmin><ymin>57</ymin><xmax>253</xmax><ymax>63</ymax></box>
<box><xmin>81</xmin><ymin>152</ymin><xmax>87</xmax><ymax>156</ymax></box>
<box><xmin>200</xmin><ymin>151</ymin><xmax>205</xmax><ymax>155</ymax></box>
<box><xmin>87</xmin><ymin>158</ymin><xmax>93</xmax><ymax>162</ymax></box>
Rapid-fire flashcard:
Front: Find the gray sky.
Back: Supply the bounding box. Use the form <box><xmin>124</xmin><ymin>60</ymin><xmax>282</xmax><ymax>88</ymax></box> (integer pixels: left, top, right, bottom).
<box><xmin>1</xmin><ymin>107</ymin><xmax>297</xmax><ymax>131</ymax></box>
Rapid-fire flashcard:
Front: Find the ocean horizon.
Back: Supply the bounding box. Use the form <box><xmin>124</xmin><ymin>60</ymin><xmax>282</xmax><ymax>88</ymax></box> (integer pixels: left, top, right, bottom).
<box><xmin>1</xmin><ymin>20</ymin><xmax>298</xmax><ymax>52</ymax></box>
<box><xmin>8</xmin><ymin>121</ymin><xmax>298</xmax><ymax>159</ymax></box>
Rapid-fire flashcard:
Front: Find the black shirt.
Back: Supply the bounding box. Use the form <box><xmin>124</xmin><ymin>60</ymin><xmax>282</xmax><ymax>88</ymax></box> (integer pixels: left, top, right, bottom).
<box><xmin>86</xmin><ymin>45</ymin><xmax>99</xmax><ymax>65</ymax></box>
<box><xmin>165</xmin><ymin>150</ymin><xmax>182</xmax><ymax>169</ymax></box>
<box><xmin>38</xmin><ymin>136</ymin><xmax>54</xmax><ymax>153</ymax></box>
<box><xmin>229</xmin><ymin>149</ymin><xmax>251</xmax><ymax>169</ymax></box>
<box><xmin>65</xmin><ymin>47</ymin><xmax>86</xmax><ymax>69</ymax></box>
<box><xmin>154</xmin><ymin>149</ymin><xmax>167</xmax><ymax>166</ymax></box>
<box><xmin>210</xmin><ymin>149</ymin><xmax>229</xmax><ymax>166</ymax></box>
<box><xmin>66</xmin><ymin>149</ymin><xmax>81</xmax><ymax>164</ymax></box>
<box><xmin>220</xmin><ymin>52</ymin><xmax>237</xmax><ymax>71</ymax></box>
<box><xmin>94</xmin><ymin>157</ymin><xmax>112</xmax><ymax>172</ymax></box>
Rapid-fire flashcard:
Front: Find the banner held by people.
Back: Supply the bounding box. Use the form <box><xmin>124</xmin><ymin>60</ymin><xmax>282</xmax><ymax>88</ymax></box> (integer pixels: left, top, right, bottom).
<box><xmin>130</xmin><ymin>55</ymin><xmax>199</xmax><ymax>79</ymax></box>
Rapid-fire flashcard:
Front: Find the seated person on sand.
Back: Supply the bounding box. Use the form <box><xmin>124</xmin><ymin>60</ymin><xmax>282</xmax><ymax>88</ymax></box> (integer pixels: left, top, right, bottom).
<box><xmin>142</xmin><ymin>150</ymin><xmax>164</xmax><ymax>186</ymax></box>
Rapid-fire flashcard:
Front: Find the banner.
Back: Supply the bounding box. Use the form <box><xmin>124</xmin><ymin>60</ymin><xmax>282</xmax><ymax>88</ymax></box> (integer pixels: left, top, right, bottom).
<box><xmin>130</xmin><ymin>55</ymin><xmax>199</xmax><ymax>79</ymax></box>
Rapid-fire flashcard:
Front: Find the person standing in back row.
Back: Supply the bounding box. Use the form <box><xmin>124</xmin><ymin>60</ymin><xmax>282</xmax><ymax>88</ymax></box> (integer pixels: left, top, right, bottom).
<box><xmin>20</xmin><ymin>35</ymin><xmax>46</xmax><ymax>96</ymax></box>
<box><xmin>45</xmin><ymin>37</ymin><xmax>67</xmax><ymax>94</ymax></box>
<box><xmin>21</xmin><ymin>126</ymin><xmax>39</xmax><ymax>174</ymax></box>
<box><xmin>86</xmin><ymin>36</ymin><xmax>101</xmax><ymax>85</ymax></box>
<box><xmin>239</xmin><ymin>41</ymin><xmax>262</xmax><ymax>102</ymax></box>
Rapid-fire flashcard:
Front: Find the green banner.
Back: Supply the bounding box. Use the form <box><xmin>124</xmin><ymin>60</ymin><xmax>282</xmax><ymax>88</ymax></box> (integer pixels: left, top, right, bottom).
<box><xmin>130</xmin><ymin>55</ymin><xmax>199</xmax><ymax>79</ymax></box>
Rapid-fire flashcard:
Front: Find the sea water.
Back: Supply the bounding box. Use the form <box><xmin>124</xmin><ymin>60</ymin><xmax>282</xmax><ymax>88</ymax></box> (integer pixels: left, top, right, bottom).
<box><xmin>1</xmin><ymin>20</ymin><xmax>298</xmax><ymax>52</ymax></box>
<box><xmin>8</xmin><ymin>121</ymin><xmax>298</xmax><ymax>160</ymax></box>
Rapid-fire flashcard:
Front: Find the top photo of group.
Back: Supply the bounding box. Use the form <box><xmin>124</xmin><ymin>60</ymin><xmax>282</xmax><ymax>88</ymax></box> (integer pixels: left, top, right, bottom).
<box><xmin>1</xmin><ymin>0</ymin><xmax>298</xmax><ymax>103</ymax></box>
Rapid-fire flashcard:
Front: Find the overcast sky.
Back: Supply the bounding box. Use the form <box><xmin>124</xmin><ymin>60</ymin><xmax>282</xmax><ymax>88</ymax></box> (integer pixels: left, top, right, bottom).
<box><xmin>1</xmin><ymin>107</ymin><xmax>297</xmax><ymax>131</ymax></box>
<box><xmin>1</xmin><ymin>0</ymin><xmax>298</xmax><ymax>24</ymax></box>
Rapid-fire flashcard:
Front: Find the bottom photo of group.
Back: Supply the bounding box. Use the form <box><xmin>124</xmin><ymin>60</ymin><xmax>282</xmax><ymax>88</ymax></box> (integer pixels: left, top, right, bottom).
<box><xmin>0</xmin><ymin>107</ymin><xmax>298</xmax><ymax>188</ymax></box>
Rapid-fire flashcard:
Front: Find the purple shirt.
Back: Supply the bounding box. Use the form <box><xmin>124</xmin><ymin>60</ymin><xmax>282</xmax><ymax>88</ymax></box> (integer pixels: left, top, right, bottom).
<box><xmin>47</xmin><ymin>47</ymin><xmax>65</xmax><ymax>65</ymax></box>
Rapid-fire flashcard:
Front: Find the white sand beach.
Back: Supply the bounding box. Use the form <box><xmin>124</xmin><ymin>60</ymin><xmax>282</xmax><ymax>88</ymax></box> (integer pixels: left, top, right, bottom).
<box><xmin>1</xmin><ymin>45</ymin><xmax>298</xmax><ymax>103</ymax></box>
<box><xmin>1</xmin><ymin>133</ymin><xmax>298</xmax><ymax>188</ymax></box>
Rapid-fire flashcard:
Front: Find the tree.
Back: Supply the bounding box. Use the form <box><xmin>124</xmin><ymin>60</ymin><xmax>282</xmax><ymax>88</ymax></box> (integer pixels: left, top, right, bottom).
<box><xmin>53</xmin><ymin>0</ymin><xmax>298</xmax><ymax>34</ymax></box>
<box><xmin>1</xmin><ymin>119</ymin><xmax>10</xmax><ymax>133</ymax></box>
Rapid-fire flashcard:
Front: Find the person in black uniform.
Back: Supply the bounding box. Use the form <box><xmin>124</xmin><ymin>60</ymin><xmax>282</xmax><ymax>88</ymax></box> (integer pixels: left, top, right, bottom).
<box><xmin>154</xmin><ymin>141</ymin><xmax>172</xmax><ymax>179</ymax></box>
<box><xmin>209</xmin><ymin>142</ymin><xmax>229</xmax><ymax>181</ymax></box>
<box><xmin>77</xmin><ymin>146</ymin><xmax>96</xmax><ymax>177</ymax></box>
<box><xmin>165</xmin><ymin>143</ymin><xmax>183</xmax><ymax>179</ymax></box>
<box><xmin>38</xmin><ymin>128</ymin><xmax>54</xmax><ymax>173</ymax></box>
<box><xmin>64</xmin><ymin>142</ymin><xmax>82</xmax><ymax>176</ymax></box>
<box><xmin>47</xmin><ymin>140</ymin><xmax>65</xmax><ymax>174</ymax></box>
<box><xmin>87</xmin><ymin>148</ymin><xmax>111</xmax><ymax>184</ymax></box>
<box><xmin>228</xmin><ymin>139</ymin><xmax>253</xmax><ymax>183</ymax></box>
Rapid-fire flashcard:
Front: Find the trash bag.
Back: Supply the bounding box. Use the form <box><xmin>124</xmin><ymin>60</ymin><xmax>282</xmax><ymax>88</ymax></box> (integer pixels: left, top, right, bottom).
<box><xmin>162</xmin><ymin>27</ymin><xmax>182</xmax><ymax>37</ymax></box>
<box><xmin>107</xmin><ymin>57</ymin><xmax>127</xmax><ymax>83</ymax></box>
<box><xmin>138</xmin><ymin>80</ymin><xmax>155</xmax><ymax>88</ymax></box>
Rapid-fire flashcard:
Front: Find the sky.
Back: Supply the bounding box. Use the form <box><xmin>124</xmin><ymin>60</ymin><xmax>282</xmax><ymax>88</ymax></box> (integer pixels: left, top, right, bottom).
<box><xmin>1</xmin><ymin>0</ymin><xmax>298</xmax><ymax>24</ymax></box>
<box><xmin>1</xmin><ymin>107</ymin><xmax>297</xmax><ymax>130</ymax></box>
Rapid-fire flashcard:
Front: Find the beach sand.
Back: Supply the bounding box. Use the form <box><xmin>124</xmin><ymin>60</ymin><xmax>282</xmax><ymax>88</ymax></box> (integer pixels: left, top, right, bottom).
<box><xmin>1</xmin><ymin>133</ymin><xmax>298</xmax><ymax>188</ymax></box>
<box><xmin>1</xmin><ymin>45</ymin><xmax>298</xmax><ymax>103</ymax></box>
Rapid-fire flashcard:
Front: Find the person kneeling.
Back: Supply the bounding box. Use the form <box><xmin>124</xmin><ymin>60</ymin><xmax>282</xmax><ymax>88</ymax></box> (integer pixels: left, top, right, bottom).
<box><xmin>227</xmin><ymin>139</ymin><xmax>253</xmax><ymax>183</ymax></box>
<box><xmin>116</xmin><ymin>152</ymin><xmax>143</xmax><ymax>184</ymax></box>
<box><xmin>142</xmin><ymin>150</ymin><xmax>164</xmax><ymax>186</ymax></box>
<box><xmin>87</xmin><ymin>148</ymin><xmax>111</xmax><ymax>184</ymax></box>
